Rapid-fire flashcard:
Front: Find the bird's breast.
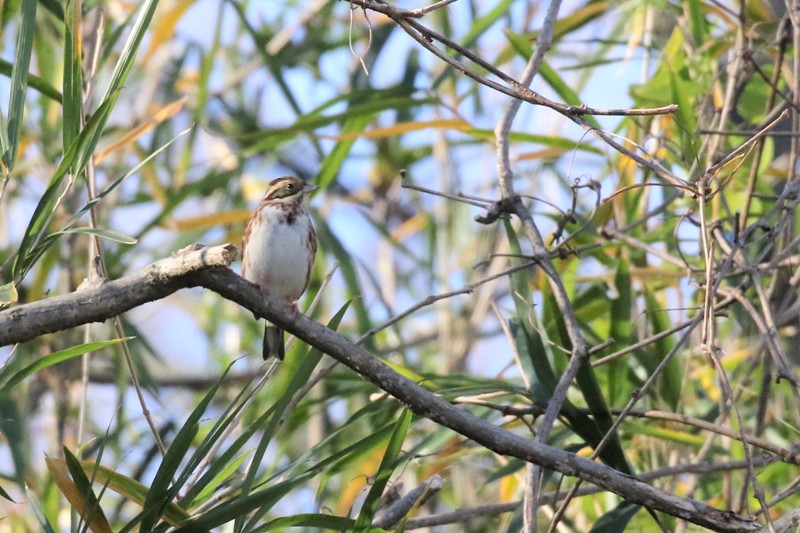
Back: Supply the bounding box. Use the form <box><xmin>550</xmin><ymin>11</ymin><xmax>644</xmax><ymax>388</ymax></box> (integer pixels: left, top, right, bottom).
<box><xmin>242</xmin><ymin>207</ymin><xmax>315</xmax><ymax>301</ymax></box>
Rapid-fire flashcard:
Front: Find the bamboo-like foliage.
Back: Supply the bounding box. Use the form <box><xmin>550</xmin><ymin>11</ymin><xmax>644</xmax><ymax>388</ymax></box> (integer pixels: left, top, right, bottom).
<box><xmin>0</xmin><ymin>0</ymin><xmax>798</xmax><ymax>531</ymax></box>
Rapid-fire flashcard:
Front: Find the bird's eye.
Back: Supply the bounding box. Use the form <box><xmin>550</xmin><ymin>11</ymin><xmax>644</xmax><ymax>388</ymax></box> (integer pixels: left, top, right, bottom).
<box><xmin>287</xmin><ymin>183</ymin><xmax>295</xmax><ymax>190</ymax></box>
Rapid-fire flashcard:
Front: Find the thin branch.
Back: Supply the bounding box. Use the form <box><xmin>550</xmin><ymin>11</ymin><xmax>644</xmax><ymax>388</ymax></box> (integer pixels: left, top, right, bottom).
<box><xmin>358</xmin><ymin>260</ymin><xmax>538</xmax><ymax>340</ymax></box>
<box><xmin>401</xmin><ymin>458</ymin><xmax>778</xmax><ymax>530</ymax></box>
<box><xmin>343</xmin><ymin>0</ymin><xmax>688</xmax><ymax>190</ymax></box>
<box><xmin>701</xmin><ymin>109</ymin><xmax>790</xmax><ymax>183</ymax></box>
<box><xmin>348</xmin><ymin>1</ymin><xmax>677</xmax><ymax>117</ymax></box>
<box><xmin>622</xmin><ymin>409</ymin><xmax>800</xmax><ymax>464</ymax></box>
<box><xmin>372</xmin><ymin>475</ymin><xmax>443</xmax><ymax>529</ymax></box>
<box><xmin>408</xmin><ymin>0</ymin><xmax>459</xmax><ymax>17</ymax></box>
<box><xmin>401</xmin><ymin>169</ymin><xmax>490</xmax><ymax>208</ymax></box>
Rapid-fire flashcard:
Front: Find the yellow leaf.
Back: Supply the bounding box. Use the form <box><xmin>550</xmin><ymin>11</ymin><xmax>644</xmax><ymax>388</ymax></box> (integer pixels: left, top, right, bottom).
<box><xmin>93</xmin><ymin>97</ymin><xmax>188</xmax><ymax>164</ymax></box>
<box><xmin>168</xmin><ymin>209</ymin><xmax>250</xmax><ymax>232</ymax></box>
<box><xmin>141</xmin><ymin>161</ymin><xmax>168</xmax><ymax>206</ymax></box>
<box><xmin>143</xmin><ymin>0</ymin><xmax>194</xmax><ymax>62</ymax></box>
<box><xmin>45</xmin><ymin>457</ymin><xmax>113</xmax><ymax>533</ymax></box>
<box><xmin>317</xmin><ymin>119</ymin><xmax>472</xmax><ymax>141</ymax></box>
<box><xmin>499</xmin><ymin>472</ymin><xmax>519</xmax><ymax>502</ymax></box>
<box><xmin>391</xmin><ymin>213</ymin><xmax>428</xmax><ymax>242</ymax></box>
<box><xmin>80</xmin><ymin>459</ymin><xmax>190</xmax><ymax>525</ymax></box>
<box><xmin>335</xmin><ymin>447</ymin><xmax>385</xmax><ymax>515</ymax></box>
<box><xmin>516</xmin><ymin>147</ymin><xmax>570</xmax><ymax>161</ymax></box>
<box><xmin>243</xmin><ymin>177</ymin><xmax>269</xmax><ymax>201</ymax></box>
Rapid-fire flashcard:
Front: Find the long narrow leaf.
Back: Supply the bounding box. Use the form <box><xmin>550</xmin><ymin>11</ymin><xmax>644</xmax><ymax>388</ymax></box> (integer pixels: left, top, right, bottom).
<box><xmin>175</xmin><ymin>471</ymin><xmax>319</xmax><ymax>532</ymax></box>
<box><xmin>62</xmin><ymin>448</ymin><xmax>113</xmax><ymax>533</ymax></box>
<box><xmin>0</xmin><ymin>58</ymin><xmax>61</xmax><ymax>102</ymax></box>
<box><xmin>12</xmin><ymin>96</ymin><xmax>116</xmax><ymax>280</ymax></box>
<box><xmin>0</xmin><ymin>338</ymin><xmax>128</xmax><ymax>392</ymax></box>
<box><xmin>63</xmin><ymin>0</ymin><xmax>83</xmax><ymax>151</ymax></box>
<box><xmin>316</xmin><ymin>114</ymin><xmax>375</xmax><ymax>188</ymax></box>
<box><xmin>5</xmin><ymin>0</ymin><xmax>36</xmax><ymax>170</ymax></box>
<box><xmin>134</xmin><ymin>373</ymin><xmax>225</xmax><ymax>532</ymax></box>
<box><xmin>353</xmin><ymin>409</ymin><xmax>412</xmax><ymax>531</ymax></box>
<box><xmin>25</xmin><ymin>485</ymin><xmax>57</xmax><ymax>533</ymax></box>
<box><xmin>57</xmin><ymin>227</ymin><xmax>138</xmax><ymax>245</ymax></box>
<box><xmin>236</xmin><ymin>301</ymin><xmax>352</xmax><ymax>531</ymax></box>
<box><xmin>73</xmin><ymin>460</ymin><xmax>190</xmax><ymax>526</ymax></box>
<box><xmin>0</xmin><ymin>393</ymin><xmax>26</xmax><ymax>488</ymax></box>
<box><xmin>75</xmin><ymin>0</ymin><xmax>161</xmax><ymax>178</ymax></box>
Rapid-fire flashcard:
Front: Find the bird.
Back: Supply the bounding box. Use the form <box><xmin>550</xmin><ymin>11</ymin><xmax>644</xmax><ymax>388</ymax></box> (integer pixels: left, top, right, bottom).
<box><xmin>241</xmin><ymin>176</ymin><xmax>318</xmax><ymax>360</ymax></box>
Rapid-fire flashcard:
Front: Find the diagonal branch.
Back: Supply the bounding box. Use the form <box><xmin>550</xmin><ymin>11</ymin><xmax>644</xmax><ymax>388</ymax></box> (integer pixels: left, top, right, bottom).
<box><xmin>0</xmin><ymin>244</ymin><xmax>761</xmax><ymax>532</ymax></box>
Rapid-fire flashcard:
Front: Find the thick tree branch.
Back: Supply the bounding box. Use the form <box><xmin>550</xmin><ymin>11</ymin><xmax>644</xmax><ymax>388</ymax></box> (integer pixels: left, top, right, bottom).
<box><xmin>0</xmin><ymin>244</ymin><xmax>239</xmax><ymax>345</ymax></box>
<box><xmin>0</xmin><ymin>244</ymin><xmax>762</xmax><ymax>532</ymax></box>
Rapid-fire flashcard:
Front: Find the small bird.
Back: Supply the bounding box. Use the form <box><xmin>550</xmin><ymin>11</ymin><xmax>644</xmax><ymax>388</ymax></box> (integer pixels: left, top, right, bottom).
<box><xmin>241</xmin><ymin>176</ymin><xmax>318</xmax><ymax>360</ymax></box>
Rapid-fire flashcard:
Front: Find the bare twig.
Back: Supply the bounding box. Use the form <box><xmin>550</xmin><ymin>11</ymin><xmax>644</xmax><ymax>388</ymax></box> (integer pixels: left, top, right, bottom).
<box><xmin>402</xmin><ymin>457</ymin><xmax>778</xmax><ymax>530</ymax></box>
<box><xmin>700</xmin><ymin>109</ymin><xmax>790</xmax><ymax>184</ymax></box>
<box><xmin>620</xmin><ymin>409</ymin><xmax>800</xmax><ymax>463</ymax></box>
<box><xmin>372</xmin><ymin>475</ymin><xmax>443</xmax><ymax>528</ymax></box>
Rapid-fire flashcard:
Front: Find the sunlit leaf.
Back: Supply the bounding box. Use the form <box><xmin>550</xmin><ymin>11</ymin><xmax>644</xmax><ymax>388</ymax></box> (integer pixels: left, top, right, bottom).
<box><xmin>353</xmin><ymin>409</ymin><xmax>412</xmax><ymax>529</ymax></box>
<box><xmin>0</xmin><ymin>339</ymin><xmax>130</xmax><ymax>392</ymax></box>
<box><xmin>0</xmin><ymin>282</ymin><xmax>18</xmax><ymax>306</ymax></box>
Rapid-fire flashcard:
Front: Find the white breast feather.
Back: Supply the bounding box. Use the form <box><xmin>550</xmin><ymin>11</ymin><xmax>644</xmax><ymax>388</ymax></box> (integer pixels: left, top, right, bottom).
<box><xmin>244</xmin><ymin>209</ymin><xmax>313</xmax><ymax>301</ymax></box>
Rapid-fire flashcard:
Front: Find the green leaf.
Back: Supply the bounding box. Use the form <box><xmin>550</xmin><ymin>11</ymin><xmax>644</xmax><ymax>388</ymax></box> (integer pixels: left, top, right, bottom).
<box><xmin>98</xmin><ymin>0</ymin><xmax>159</xmax><ymax>106</ymax></box>
<box><xmin>460</xmin><ymin>0</ymin><xmax>514</xmax><ymax>48</ymax></box>
<box><xmin>56</xmin><ymin>126</ymin><xmax>190</xmax><ymax>239</ymax></box>
<box><xmin>502</xmin><ymin>28</ymin><xmax>600</xmax><ymax>130</ymax></box>
<box><xmin>539</xmin><ymin>61</ymin><xmax>601</xmax><ymax>130</ymax></box>
<box><xmin>137</xmin><ymin>369</ymin><xmax>220</xmax><ymax>532</ymax></box>
<box><xmin>644</xmin><ymin>290</ymin><xmax>681</xmax><ymax>410</ymax></box>
<box><xmin>68</xmin><ymin>0</ymin><xmax>161</xmax><ymax>180</ymax></box>
<box><xmin>187</xmin><ymin>449</ymin><xmax>253</xmax><ymax>504</ymax></box>
<box><xmin>189</xmin><ymin>413</ymin><xmax>402</xmax><ymax>532</ymax></box>
<box><xmin>0</xmin><ymin>339</ymin><xmax>128</xmax><ymax>392</ymax></box>
<box><xmin>63</xmin><ymin>0</ymin><xmax>83</xmax><ymax>152</ymax></box>
<box><xmin>0</xmin><ymin>392</ymin><xmax>27</xmax><ymax>488</ymax></box>
<box><xmin>432</xmin><ymin>0</ymin><xmax>514</xmax><ymax>90</ymax></box>
<box><xmin>316</xmin><ymin>219</ymin><xmax>377</xmax><ymax>353</ymax></box>
<box><xmin>26</xmin><ymin>485</ymin><xmax>56</xmax><ymax>532</ymax></box>
<box><xmin>353</xmin><ymin>409</ymin><xmax>412</xmax><ymax>531</ymax></box>
<box><xmin>667</xmin><ymin>63</ymin><xmax>699</xmax><ymax>162</ymax></box>
<box><xmin>176</xmin><ymin>388</ymin><xmax>270</xmax><ymax>508</ymax></box>
<box><xmin>608</xmin><ymin>260</ymin><xmax>633</xmax><ymax>405</ymax></box>
<box><xmin>175</xmin><ymin>471</ymin><xmax>319</xmax><ymax>532</ymax></box>
<box><xmin>263</xmin><ymin>514</ymin><xmax>355</xmax><ymax>530</ymax></box>
<box><xmin>544</xmin><ymin>290</ymin><xmax>633</xmax><ymax>475</ymax></box>
<box><xmin>503</xmin><ymin>223</ymin><xmax>630</xmax><ymax>474</ymax></box>
<box><xmin>4</xmin><ymin>0</ymin><xmax>37</xmax><ymax>170</ymax></box>
<box><xmin>75</xmin><ymin>460</ymin><xmax>190</xmax><ymax>526</ymax></box>
<box><xmin>503</xmin><ymin>219</ymin><xmax>547</xmax><ymax>395</ymax></box>
<box><xmin>316</xmin><ymin>113</ymin><xmax>375</xmax><ymax>188</ymax></box>
<box><xmin>0</xmin><ymin>58</ymin><xmax>62</xmax><ymax>102</ymax></box>
<box><xmin>12</xmin><ymin>95</ymin><xmax>117</xmax><ymax>280</ymax></box>
<box><xmin>624</xmin><ymin>421</ymin><xmax>705</xmax><ymax>447</ymax></box>
<box><xmin>0</xmin><ymin>282</ymin><xmax>18</xmax><ymax>306</ymax></box>
<box><xmin>465</xmin><ymin>127</ymin><xmax>603</xmax><ymax>155</ymax></box>
<box><xmin>685</xmin><ymin>0</ymin><xmax>709</xmax><ymax>46</ymax></box>
<box><xmin>243</xmin><ymin>94</ymin><xmax>435</xmax><ymax>155</ymax></box>
<box><xmin>589</xmin><ymin>502</ymin><xmax>641</xmax><ymax>533</ymax></box>
<box><xmin>58</xmin><ymin>227</ymin><xmax>138</xmax><ymax>245</ymax></box>
<box><xmin>63</xmin><ymin>447</ymin><xmax>112</xmax><ymax>532</ymax></box>
<box><xmin>236</xmin><ymin>301</ymin><xmax>353</xmax><ymax>530</ymax></box>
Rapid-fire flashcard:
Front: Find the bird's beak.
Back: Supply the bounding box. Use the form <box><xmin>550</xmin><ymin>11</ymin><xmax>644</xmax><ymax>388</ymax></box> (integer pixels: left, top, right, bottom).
<box><xmin>303</xmin><ymin>184</ymin><xmax>320</xmax><ymax>194</ymax></box>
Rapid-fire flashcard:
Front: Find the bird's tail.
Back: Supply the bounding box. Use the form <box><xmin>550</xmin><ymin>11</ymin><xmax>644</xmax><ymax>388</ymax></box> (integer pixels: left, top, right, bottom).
<box><xmin>263</xmin><ymin>322</ymin><xmax>285</xmax><ymax>360</ymax></box>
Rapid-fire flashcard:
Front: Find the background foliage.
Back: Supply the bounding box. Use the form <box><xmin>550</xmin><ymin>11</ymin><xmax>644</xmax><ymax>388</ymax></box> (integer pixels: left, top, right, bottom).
<box><xmin>0</xmin><ymin>0</ymin><xmax>798</xmax><ymax>531</ymax></box>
